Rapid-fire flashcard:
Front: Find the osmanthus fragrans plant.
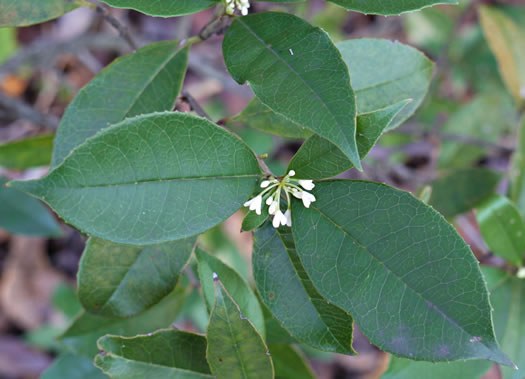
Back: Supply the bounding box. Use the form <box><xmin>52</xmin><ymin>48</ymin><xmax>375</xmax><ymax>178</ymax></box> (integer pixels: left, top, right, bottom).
<box><xmin>1</xmin><ymin>0</ymin><xmax>520</xmax><ymax>377</ymax></box>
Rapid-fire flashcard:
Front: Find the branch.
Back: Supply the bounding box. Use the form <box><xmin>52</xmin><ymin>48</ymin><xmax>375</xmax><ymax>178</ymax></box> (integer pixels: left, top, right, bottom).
<box><xmin>0</xmin><ymin>92</ymin><xmax>59</xmax><ymax>129</ymax></box>
<box><xmin>95</xmin><ymin>4</ymin><xmax>138</xmax><ymax>51</ymax></box>
<box><xmin>181</xmin><ymin>90</ymin><xmax>212</xmax><ymax>121</ymax></box>
<box><xmin>0</xmin><ymin>34</ymin><xmax>127</xmax><ymax>78</ymax></box>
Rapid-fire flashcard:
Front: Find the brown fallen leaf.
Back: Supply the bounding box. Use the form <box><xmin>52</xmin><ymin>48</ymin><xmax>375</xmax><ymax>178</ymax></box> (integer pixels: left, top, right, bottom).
<box><xmin>0</xmin><ymin>236</ymin><xmax>64</xmax><ymax>330</ymax></box>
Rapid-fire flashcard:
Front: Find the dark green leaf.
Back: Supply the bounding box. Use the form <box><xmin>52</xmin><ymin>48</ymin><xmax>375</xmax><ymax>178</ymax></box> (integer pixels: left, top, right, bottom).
<box><xmin>253</xmin><ymin>223</ymin><xmax>354</xmax><ymax>354</ymax></box>
<box><xmin>230</xmin><ymin>98</ymin><xmax>313</xmax><ymax>139</ymax></box>
<box><xmin>9</xmin><ymin>113</ymin><xmax>261</xmax><ymax>245</ymax></box>
<box><xmin>0</xmin><ymin>0</ymin><xmax>77</xmax><ymax>26</ymax></box>
<box><xmin>0</xmin><ymin>177</ymin><xmax>61</xmax><ymax>237</ymax></box>
<box><xmin>327</xmin><ymin>0</ymin><xmax>457</xmax><ymax>16</ymax></box>
<box><xmin>288</xmin><ymin>101</ymin><xmax>410</xmax><ymax>179</ymax></box>
<box><xmin>292</xmin><ymin>180</ymin><xmax>511</xmax><ymax>365</ymax></box>
<box><xmin>77</xmin><ymin>237</ymin><xmax>196</xmax><ymax>318</ymax></box>
<box><xmin>337</xmin><ymin>39</ymin><xmax>434</xmax><ymax>130</ymax></box>
<box><xmin>196</xmin><ymin>248</ymin><xmax>265</xmax><ymax>336</ymax></box>
<box><xmin>60</xmin><ymin>286</ymin><xmax>188</xmax><ymax>357</ymax></box>
<box><xmin>479</xmin><ymin>6</ymin><xmax>525</xmax><ymax>105</ymax></box>
<box><xmin>0</xmin><ymin>134</ymin><xmax>53</xmax><ymax>170</ymax></box>
<box><xmin>99</xmin><ymin>0</ymin><xmax>218</xmax><ymax>17</ymax></box>
<box><xmin>223</xmin><ymin>12</ymin><xmax>361</xmax><ymax>170</ymax></box>
<box><xmin>428</xmin><ymin>168</ymin><xmax>501</xmax><ymax>218</ymax></box>
<box><xmin>382</xmin><ymin>266</ymin><xmax>514</xmax><ymax>378</ymax></box>
<box><xmin>483</xmin><ymin>267</ymin><xmax>524</xmax><ymax>378</ymax></box>
<box><xmin>41</xmin><ymin>353</ymin><xmax>108</xmax><ymax>379</ymax></box>
<box><xmin>52</xmin><ymin>41</ymin><xmax>189</xmax><ymax>167</ymax></box>
<box><xmin>476</xmin><ymin>195</ymin><xmax>525</xmax><ymax>267</ymax></box>
<box><xmin>269</xmin><ymin>344</ymin><xmax>315</xmax><ymax>379</ymax></box>
<box><xmin>95</xmin><ymin>330</ymin><xmax>212</xmax><ymax>378</ymax></box>
<box><xmin>206</xmin><ymin>280</ymin><xmax>274</xmax><ymax>378</ymax></box>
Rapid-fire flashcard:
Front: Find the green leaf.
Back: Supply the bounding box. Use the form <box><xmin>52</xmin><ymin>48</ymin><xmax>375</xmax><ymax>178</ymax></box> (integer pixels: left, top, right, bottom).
<box><xmin>253</xmin><ymin>223</ymin><xmax>354</xmax><ymax>354</ymax></box>
<box><xmin>288</xmin><ymin>101</ymin><xmax>410</xmax><ymax>179</ymax></box>
<box><xmin>195</xmin><ymin>247</ymin><xmax>265</xmax><ymax>337</ymax></box>
<box><xmin>230</xmin><ymin>98</ymin><xmax>313</xmax><ymax>139</ymax></box>
<box><xmin>77</xmin><ymin>237</ymin><xmax>196</xmax><ymax>318</ymax></box>
<box><xmin>223</xmin><ymin>12</ymin><xmax>361</xmax><ymax>170</ymax></box>
<box><xmin>511</xmin><ymin>115</ymin><xmax>525</xmax><ymax>218</ymax></box>
<box><xmin>0</xmin><ymin>0</ymin><xmax>77</xmax><ymax>26</ymax></box>
<box><xmin>479</xmin><ymin>6</ymin><xmax>525</xmax><ymax>105</ymax></box>
<box><xmin>269</xmin><ymin>344</ymin><xmax>315</xmax><ymax>379</ymax></box>
<box><xmin>206</xmin><ymin>280</ymin><xmax>274</xmax><ymax>379</ymax></box>
<box><xmin>381</xmin><ymin>266</ymin><xmax>513</xmax><ymax>379</ymax></box>
<box><xmin>99</xmin><ymin>0</ymin><xmax>218</xmax><ymax>17</ymax></box>
<box><xmin>438</xmin><ymin>94</ymin><xmax>514</xmax><ymax>168</ymax></box>
<box><xmin>95</xmin><ymin>330</ymin><xmax>212</xmax><ymax>378</ymax></box>
<box><xmin>52</xmin><ymin>41</ymin><xmax>189</xmax><ymax>167</ymax></box>
<box><xmin>484</xmin><ymin>267</ymin><xmax>524</xmax><ymax>378</ymax></box>
<box><xmin>337</xmin><ymin>38</ymin><xmax>434</xmax><ymax>130</ymax></box>
<box><xmin>42</xmin><ymin>353</ymin><xmax>108</xmax><ymax>379</ymax></box>
<box><xmin>242</xmin><ymin>208</ymin><xmax>270</xmax><ymax>232</ymax></box>
<box><xmin>428</xmin><ymin>168</ymin><xmax>501</xmax><ymax>219</ymax></box>
<box><xmin>0</xmin><ymin>176</ymin><xmax>61</xmax><ymax>237</ymax></box>
<box><xmin>327</xmin><ymin>0</ymin><xmax>457</xmax><ymax>16</ymax></box>
<box><xmin>0</xmin><ymin>134</ymin><xmax>53</xmax><ymax>170</ymax></box>
<box><xmin>9</xmin><ymin>113</ymin><xmax>261</xmax><ymax>245</ymax></box>
<box><xmin>476</xmin><ymin>195</ymin><xmax>525</xmax><ymax>267</ymax></box>
<box><xmin>0</xmin><ymin>27</ymin><xmax>17</xmax><ymax>64</ymax></box>
<box><xmin>60</xmin><ymin>286</ymin><xmax>188</xmax><ymax>357</ymax></box>
<box><xmin>291</xmin><ymin>180</ymin><xmax>511</xmax><ymax>365</ymax></box>
<box><xmin>381</xmin><ymin>355</ymin><xmax>491</xmax><ymax>379</ymax></box>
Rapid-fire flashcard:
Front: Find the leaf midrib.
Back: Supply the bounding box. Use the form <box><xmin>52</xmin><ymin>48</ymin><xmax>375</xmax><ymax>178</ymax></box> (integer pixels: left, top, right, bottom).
<box><xmin>309</xmin><ymin>203</ymin><xmax>496</xmax><ymax>356</ymax></box>
<box><xmin>48</xmin><ymin>174</ymin><xmax>261</xmax><ymax>190</ymax></box>
<box><xmin>235</xmin><ymin>19</ymin><xmax>355</xmax><ymax>150</ymax></box>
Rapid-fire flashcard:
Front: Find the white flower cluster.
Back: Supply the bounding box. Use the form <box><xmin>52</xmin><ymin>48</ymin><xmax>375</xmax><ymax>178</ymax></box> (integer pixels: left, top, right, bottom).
<box><xmin>225</xmin><ymin>0</ymin><xmax>250</xmax><ymax>16</ymax></box>
<box><xmin>244</xmin><ymin>170</ymin><xmax>316</xmax><ymax>228</ymax></box>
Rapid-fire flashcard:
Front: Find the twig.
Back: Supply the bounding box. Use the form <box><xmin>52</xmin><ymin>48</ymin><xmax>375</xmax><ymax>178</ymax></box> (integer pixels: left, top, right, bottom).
<box><xmin>0</xmin><ymin>92</ymin><xmax>59</xmax><ymax>129</ymax></box>
<box><xmin>181</xmin><ymin>90</ymin><xmax>212</xmax><ymax>121</ymax></box>
<box><xmin>0</xmin><ymin>34</ymin><xmax>127</xmax><ymax>78</ymax></box>
<box><xmin>397</xmin><ymin>124</ymin><xmax>514</xmax><ymax>154</ymax></box>
<box><xmin>94</xmin><ymin>4</ymin><xmax>138</xmax><ymax>50</ymax></box>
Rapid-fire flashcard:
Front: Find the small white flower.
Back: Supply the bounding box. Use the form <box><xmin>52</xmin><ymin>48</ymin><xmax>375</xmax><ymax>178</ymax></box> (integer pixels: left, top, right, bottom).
<box><xmin>288</xmin><ymin>170</ymin><xmax>296</xmax><ymax>177</ymax></box>
<box><xmin>291</xmin><ymin>188</ymin><xmax>302</xmax><ymax>199</ymax></box>
<box><xmin>244</xmin><ymin>195</ymin><xmax>262</xmax><ymax>215</ymax></box>
<box><xmin>301</xmin><ymin>191</ymin><xmax>316</xmax><ymax>208</ymax></box>
<box><xmin>225</xmin><ymin>0</ymin><xmax>250</xmax><ymax>16</ymax></box>
<box><xmin>269</xmin><ymin>200</ymin><xmax>279</xmax><ymax>215</ymax></box>
<box><xmin>298</xmin><ymin>179</ymin><xmax>315</xmax><ymax>191</ymax></box>
<box><xmin>266</xmin><ymin>196</ymin><xmax>274</xmax><ymax>206</ymax></box>
<box><xmin>284</xmin><ymin>209</ymin><xmax>292</xmax><ymax>227</ymax></box>
<box><xmin>260</xmin><ymin>180</ymin><xmax>271</xmax><ymax>188</ymax></box>
<box><xmin>273</xmin><ymin>210</ymin><xmax>287</xmax><ymax>228</ymax></box>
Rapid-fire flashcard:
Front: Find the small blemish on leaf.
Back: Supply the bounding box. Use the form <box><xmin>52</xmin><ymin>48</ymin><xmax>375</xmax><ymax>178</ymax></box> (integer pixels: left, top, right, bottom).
<box><xmin>269</xmin><ymin>292</ymin><xmax>274</xmax><ymax>299</ymax></box>
<box><xmin>469</xmin><ymin>336</ymin><xmax>482</xmax><ymax>343</ymax></box>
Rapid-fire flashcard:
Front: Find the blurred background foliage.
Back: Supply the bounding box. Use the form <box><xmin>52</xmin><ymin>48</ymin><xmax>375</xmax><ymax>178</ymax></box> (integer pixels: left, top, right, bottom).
<box><xmin>0</xmin><ymin>0</ymin><xmax>524</xmax><ymax>378</ymax></box>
